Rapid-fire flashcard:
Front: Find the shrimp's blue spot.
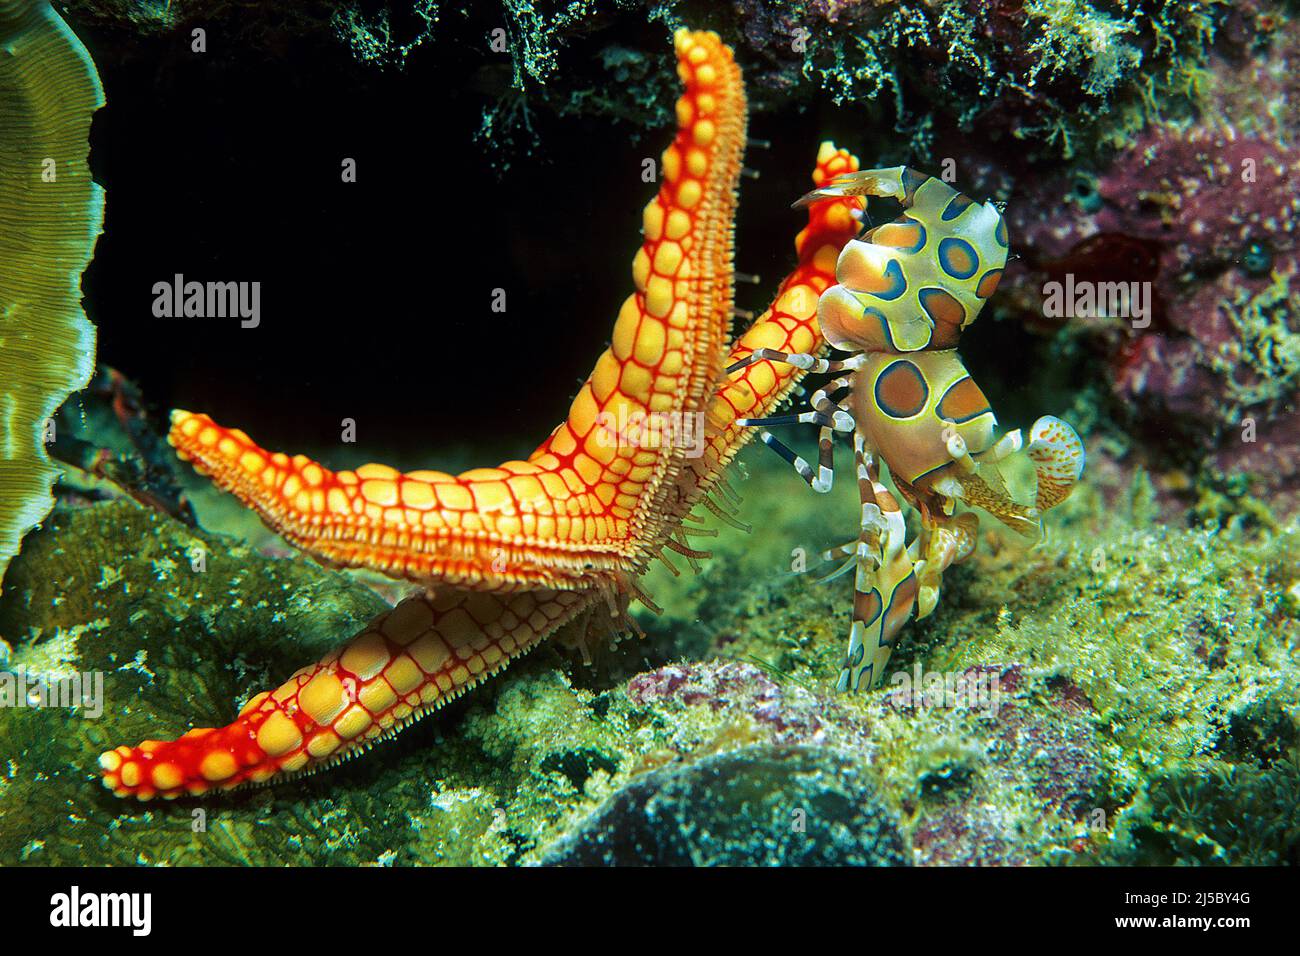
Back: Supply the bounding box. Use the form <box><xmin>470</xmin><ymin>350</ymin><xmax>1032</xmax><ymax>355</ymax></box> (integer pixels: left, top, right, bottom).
<box><xmin>864</xmin><ymin>259</ymin><xmax>907</xmax><ymax>302</ymax></box>
<box><xmin>938</xmin><ymin>237</ymin><xmax>979</xmax><ymax>280</ymax></box>
<box><xmin>941</xmin><ymin>192</ymin><xmax>975</xmax><ymax>221</ymax></box>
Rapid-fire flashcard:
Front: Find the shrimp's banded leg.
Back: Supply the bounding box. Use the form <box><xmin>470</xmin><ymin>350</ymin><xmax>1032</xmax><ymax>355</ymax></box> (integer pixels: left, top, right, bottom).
<box><xmin>725</xmin><ymin>348</ymin><xmax>867</xmax><ymax>376</ymax></box>
<box><xmin>752</xmin><ymin>430</ymin><xmax>835</xmax><ymax>494</ymax></box>
<box><xmin>737</xmin><ymin>408</ymin><xmax>852</xmax><ymax>431</ymax></box>
<box><xmin>738</xmin><ymin>374</ymin><xmax>855</xmax><ymax>430</ymax></box>
<box><xmin>813</xmin><ymin>541</ymin><xmax>858</xmax><ymax>584</ymax></box>
<box><xmin>739</xmin><ymin>376</ymin><xmax>855</xmax><ymax>494</ymax></box>
<box><xmin>680</xmin><ymin>141</ymin><xmax>865</xmax><ymax>507</ymax></box>
<box><xmin>808</xmin><ymin>377</ymin><xmax>856</xmax><ymax>418</ymax></box>
<box><xmin>837</xmin><ymin>432</ymin><xmax>919</xmax><ymax>692</ymax></box>
<box><xmin>99</xmin><ymin>589</ymin><xmax>595</xmax><ymax>799</ymax></box>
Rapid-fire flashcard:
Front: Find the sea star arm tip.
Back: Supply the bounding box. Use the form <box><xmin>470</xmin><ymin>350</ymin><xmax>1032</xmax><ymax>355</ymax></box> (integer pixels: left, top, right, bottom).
<box><xmin>99</xmin><ymin>588</ymin><xmax>596</xmax><ymax>798</ymax></box>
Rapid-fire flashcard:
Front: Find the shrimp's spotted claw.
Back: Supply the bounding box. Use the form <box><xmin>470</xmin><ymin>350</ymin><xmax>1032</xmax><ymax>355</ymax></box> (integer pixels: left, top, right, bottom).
<box><xmin>1027</xmin><ymin>416</ymin><xmax>1085</xmax><ymax>512</ymax></box>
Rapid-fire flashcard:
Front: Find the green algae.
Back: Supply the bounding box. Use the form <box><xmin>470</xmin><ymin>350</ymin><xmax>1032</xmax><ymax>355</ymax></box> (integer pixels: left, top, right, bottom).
<box><xmin>1024</xmin><ymin>0</ymin><xmax>1143</xmax><ymax>100</ymax></box>
<box><xmin>1218</xmin><ymin>265</ymin><xmax>1300</xmax><ymax>416</ymax></box>
<box><xmin>0</xmin><ymin>498</ymin><xmax>392</xmax><ymax>865</ymax></box>
<box><xmin>63</xmin><ymin>0</ymin><xmax>1227</xmax><ymax>168</ymax></box>
<box><xmin>331</xmin><ymin>0</ymin><xmax>440</xmax><ymax>68</ymax></box>
<box><xmin>1</xmin><ymin>422</ymin><xmax>1297</xmax><ymax>865</ymax></box>
<box><xmin>794</xmin><ymin>0</ymin><xmax>1221</xmax><ymax>161</ymax></box>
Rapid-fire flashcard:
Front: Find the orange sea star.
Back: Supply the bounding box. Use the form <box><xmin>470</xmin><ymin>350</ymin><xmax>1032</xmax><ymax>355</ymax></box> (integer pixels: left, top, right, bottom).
<box><xmin>98</xmin><ymin>29</ymin><xmax>864</xmax><ymax>799</ymax></box>
<box><xmin>163</xmin><ymin>30</ymin><xmax>748</xmax><ymax>600</ymax></box>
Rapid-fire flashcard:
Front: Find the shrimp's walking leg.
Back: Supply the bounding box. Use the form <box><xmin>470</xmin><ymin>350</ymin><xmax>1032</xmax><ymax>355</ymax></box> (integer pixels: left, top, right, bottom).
<box><xmin>751</xmin><ymin>429</ymin><xmax>837</xmax><ymax>494</ymax></box>
<box><xmin>909</xmin><ymin>509</ymin><xmax>979</xmax><ymax>620</ymax></box>
<box><xmin>740</xmin><ymin>376</ymin><xmax>855</xmax><ymax>494</ymax></box>
<box><xmin>725</xmin><ymin>349</ymin><xmax>867</xmax><ymax>376</ymax></box>
<box><xmin>837</xmin><ymin>431</ymin><xmax>919</xmax><ymax>692</ymax></box>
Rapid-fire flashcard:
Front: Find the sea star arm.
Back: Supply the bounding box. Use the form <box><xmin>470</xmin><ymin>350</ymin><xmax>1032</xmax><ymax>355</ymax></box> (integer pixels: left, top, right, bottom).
<box><xmin>99</xmin><ymin>588</ymin><xmax>599</xmax><ymax>798</ymax></box>
<box><xmin>165</xmin><ymin>29</ymin><xmax>746</xmax><ymax>597</ymax></box>
<box><xmin>677</xmin><ymin>141</ymin><xmax>863</xmax><ymax>507</ymax></box>
<box><xmin>99</xmin><ymin>142</ymin><xmax>865</xmax><ymax>799</ymax></box>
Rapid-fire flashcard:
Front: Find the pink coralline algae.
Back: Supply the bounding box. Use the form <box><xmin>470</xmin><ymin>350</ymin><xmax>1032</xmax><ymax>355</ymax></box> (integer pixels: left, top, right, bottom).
<box><xmin>626</xmin><ymin>661</ymin><xmax>837</xmax><ymax>746</ymax></box>
<box><xmin>908</xmin><ymin>668</ymin><xmax>1106</xmax><ymax>866</ymax></box>
<box><xmin>626</xmin><ymin>661</ymin><xmax>1106</xmax><ymax>865</ymax></box>
<box><xmin>1003</xmin><ymin>14</ymin><xmax>1300</xmax><ymax>489</ymax></box>
<box><xmin>1000</xmin><ymin>94</ymin><xmax>1299</xmax><ymax>523</ymax></box>
<box><xmin>1013</xmin><ymin>125</ymin><xmax>1299</xmax><ymax>423</ymax></box>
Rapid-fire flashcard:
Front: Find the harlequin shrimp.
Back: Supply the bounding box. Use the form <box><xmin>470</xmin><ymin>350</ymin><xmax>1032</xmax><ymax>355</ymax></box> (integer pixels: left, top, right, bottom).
<box><xmin>726</xmin><ymin>167</ymin><xmax>1085</xmax><ymax>691</ymax></box>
